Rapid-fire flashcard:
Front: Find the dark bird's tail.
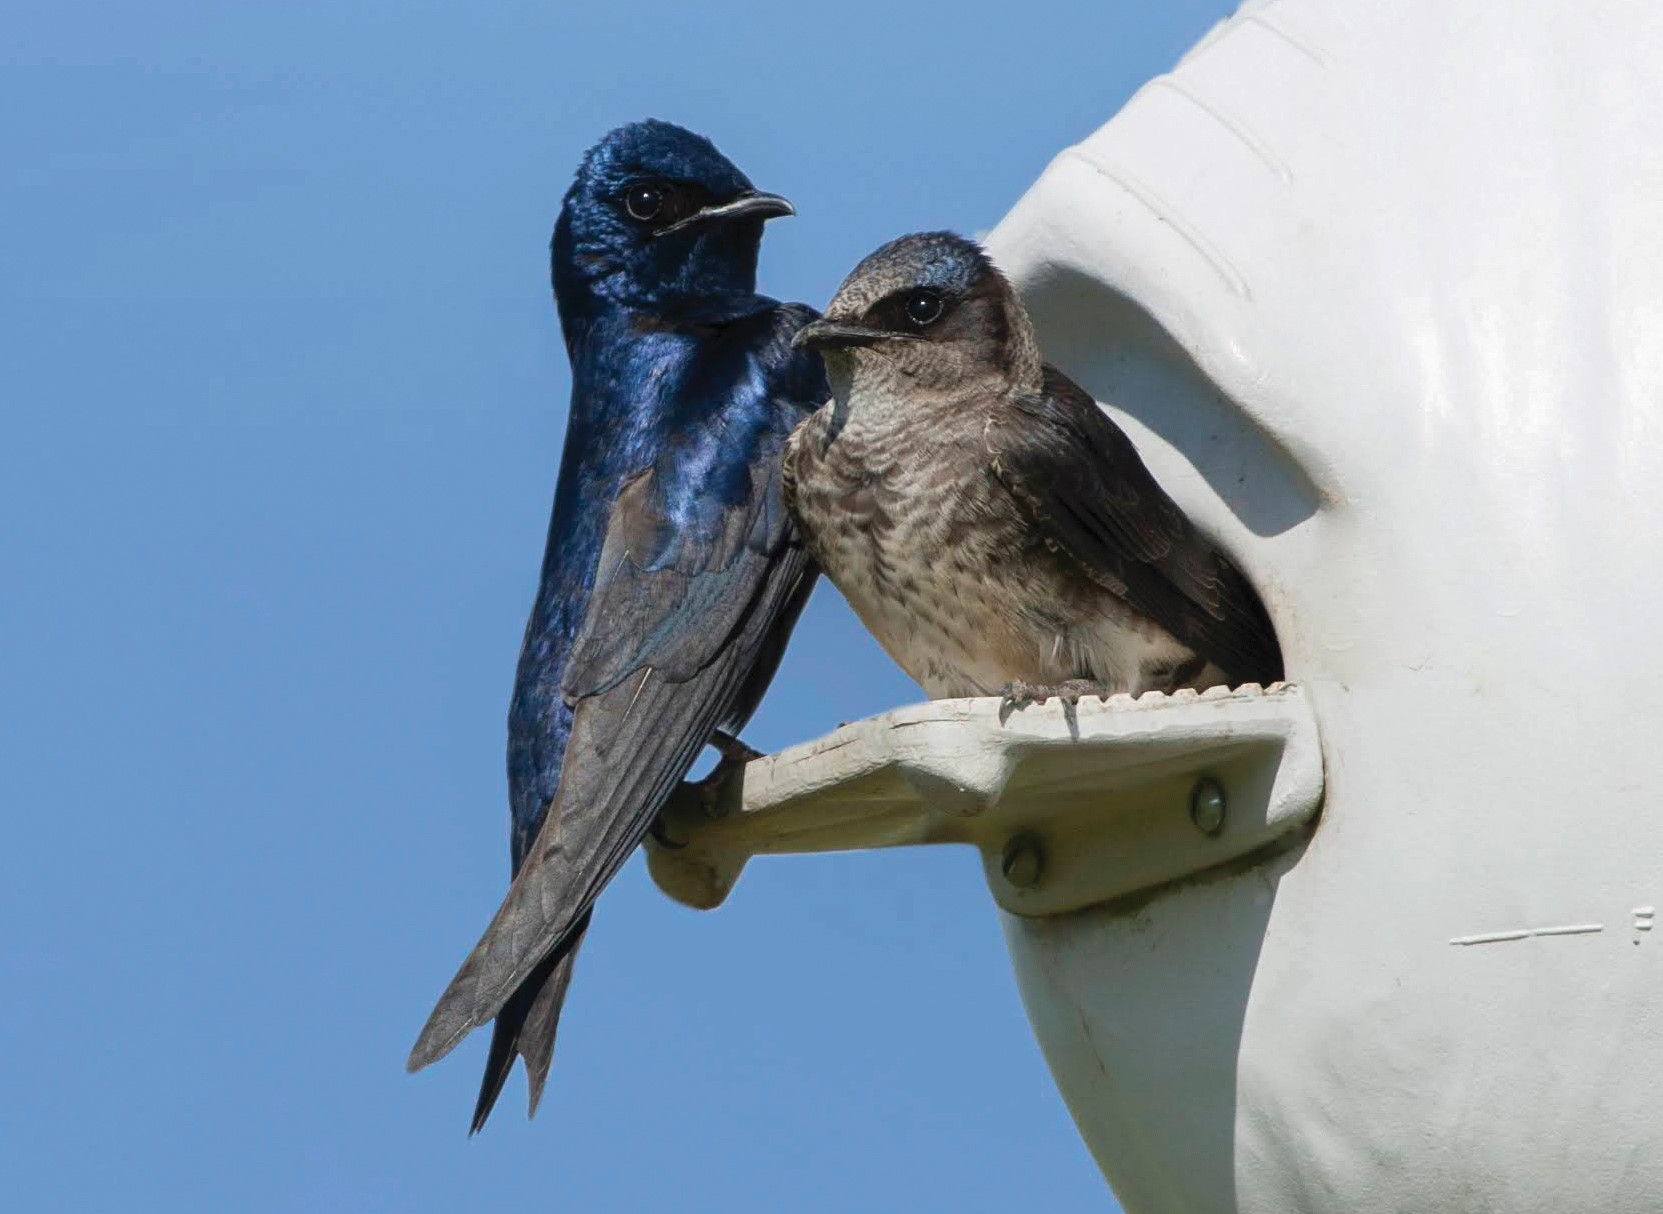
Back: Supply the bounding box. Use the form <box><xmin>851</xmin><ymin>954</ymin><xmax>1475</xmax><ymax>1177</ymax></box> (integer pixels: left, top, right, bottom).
<box><xmin>467</xmin><ymin>910</ymin><xmax>591</xmax><ymax>1133</ymax></box>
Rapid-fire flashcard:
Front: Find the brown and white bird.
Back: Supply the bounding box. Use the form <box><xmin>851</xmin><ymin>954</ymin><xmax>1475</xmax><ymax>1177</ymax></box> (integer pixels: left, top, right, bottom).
<box><xmin>784</xmin><ymin>231</ymin><xmax>1281</xmax><ymax>704</ymax></box>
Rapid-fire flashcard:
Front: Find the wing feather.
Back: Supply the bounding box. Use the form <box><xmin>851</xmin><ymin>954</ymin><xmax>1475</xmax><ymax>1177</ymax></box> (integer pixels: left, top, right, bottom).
<box><xmin>988</xmin><ymin>367</ymin><xmax>1282</xmax><ymax>682</ymax></box>
<box><xmin>409</xmin><ymin>313</ymin><xmax>822</xmax><ymax>1074</ymax></box>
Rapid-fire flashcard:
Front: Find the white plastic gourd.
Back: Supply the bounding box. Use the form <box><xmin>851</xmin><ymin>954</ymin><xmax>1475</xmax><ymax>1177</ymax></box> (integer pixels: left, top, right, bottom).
<box><xmin>982</xmin><ymin>1</ymin><xmax>1663</xmax><ymax>1209</ymax></box>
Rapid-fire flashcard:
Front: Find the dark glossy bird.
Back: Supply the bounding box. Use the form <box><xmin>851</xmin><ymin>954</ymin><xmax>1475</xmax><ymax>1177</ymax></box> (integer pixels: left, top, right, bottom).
<box><xmin>785</xmin><ymin>231</ymin><xmax>1280</xmax><ymax>704</ymax></box>
<box><xmin>408</xmin><ymin>120</ymin><xmax>826</xmax><ymax>1130</ymax></box>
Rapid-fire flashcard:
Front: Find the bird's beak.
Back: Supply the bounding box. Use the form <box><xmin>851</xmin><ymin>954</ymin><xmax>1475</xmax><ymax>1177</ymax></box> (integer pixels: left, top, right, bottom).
<box><xmin>793</xmin><ymin>319</ymin><xmax>889</xmax><ymax>350</ymax></box>
<box><xmin>656</xmin><ymin>190</ymin><xmax>795</xmax><ymax>236</ymax></box>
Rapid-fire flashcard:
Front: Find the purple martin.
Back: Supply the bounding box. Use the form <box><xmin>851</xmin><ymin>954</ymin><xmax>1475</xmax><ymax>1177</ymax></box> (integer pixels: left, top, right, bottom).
<box><xmin>785</xmin><ymin>231</ymin><xmax>1280</xmax><ymax>704</ymax></box>
<box><xmin>407</xmin><ymin>120</ymin><xmax>825</xmax><ymax>1130</ymax></box>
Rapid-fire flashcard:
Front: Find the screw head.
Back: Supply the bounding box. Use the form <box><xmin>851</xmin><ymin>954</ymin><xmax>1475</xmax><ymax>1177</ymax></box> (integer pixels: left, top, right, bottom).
<box><xmin>1189</xmin><ymin>777</ymin><xmax>1227</xmax><ymax>837</ymax></box>
<box><xmin>1001</xmin><ymin>834</ymin><xmax>1045</xmax><ymax>889</ymax></box>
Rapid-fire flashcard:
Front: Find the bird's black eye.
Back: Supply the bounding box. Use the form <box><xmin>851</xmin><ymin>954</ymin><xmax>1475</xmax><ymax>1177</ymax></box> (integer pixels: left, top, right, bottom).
<box><xmin>624</xmin><ymin>183</ymin><xmax>665</xmax><ymax>221</ymax></box>
<box><xmin>903</xmin><ymin>289</ymin><xmax>944</xmax><ymax>327</ymax></box>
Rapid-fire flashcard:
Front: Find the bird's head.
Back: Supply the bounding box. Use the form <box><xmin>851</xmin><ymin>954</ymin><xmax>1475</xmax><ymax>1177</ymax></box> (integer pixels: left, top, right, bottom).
<box><xmin>552</xmin><ymin>120</ymin><xmax>794</xmax><ymax>317</ymax></box>
<box><xmin>793</xmin><ymin>231</ymin><xmax>1042</xmax><ymax>399</ymax></box>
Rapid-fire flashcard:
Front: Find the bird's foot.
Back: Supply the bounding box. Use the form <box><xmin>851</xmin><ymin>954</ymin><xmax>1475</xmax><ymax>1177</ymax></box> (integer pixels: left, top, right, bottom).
<box><xmin>695</xmin><ymin>734</ymin><xmax>759</xmax><ymax>818</ymax></box>
<box><xmin>652</xmin><ymin>734</ymin><xmax>760</xmax><ymax>849</ymax></box>
<box><xmin>998</xmin><ymin>678</ymin><xmax>1112</xmax><ymax>720</ymax></box>
<box><xmin>708</xmin><ymin>727</ymin><xmax>763</xmax><ymax>766</ymax></box>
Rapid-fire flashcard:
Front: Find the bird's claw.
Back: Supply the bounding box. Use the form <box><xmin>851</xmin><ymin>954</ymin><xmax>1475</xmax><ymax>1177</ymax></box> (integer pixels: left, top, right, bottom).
<box><xmin>700</xmin><ymin>730</ymin><xmax>759</xmax><ymax>814</ymax></box>
<box><xmin>997</xmin><ymin>678</ymin><xmax>1111</xmax><ymax>721</ymax></box>
<box><xmin>695</xmin><ymin>738</ymin><xmax>756</xmax><ymax>817</ymax></box>
<box><xmin>653</xmin><ymin>735</ymin><xmax>758</xmax><ymax>847</ymax></box>
<box><xmin>998</xmin><ymin>679</ymin><xmax>1050</xmax><ymax>711</ymax></box>
<box><xmin>708</xmin><ymin>727</ymin><xmax>763</xmax><ymax>766</ymax></box>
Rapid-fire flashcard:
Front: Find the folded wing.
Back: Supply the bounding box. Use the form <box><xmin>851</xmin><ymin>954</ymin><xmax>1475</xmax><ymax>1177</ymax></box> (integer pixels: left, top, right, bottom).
<box><xmin>408</xmin><ymin>429</ymin><xmax>815</xmax><ymax>1073</ymax></box>
<box><xmin>988</xmin><ymin>367</ymin><xmax>1281</xmax><ymax>683</ymax></box>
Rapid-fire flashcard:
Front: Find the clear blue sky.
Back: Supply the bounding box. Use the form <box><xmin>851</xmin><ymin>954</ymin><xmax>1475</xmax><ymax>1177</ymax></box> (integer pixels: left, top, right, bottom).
<box><xmin>2</xmin><ymin>2</ymin><xmax>1234</xmax><ymax>1209</ymax></box>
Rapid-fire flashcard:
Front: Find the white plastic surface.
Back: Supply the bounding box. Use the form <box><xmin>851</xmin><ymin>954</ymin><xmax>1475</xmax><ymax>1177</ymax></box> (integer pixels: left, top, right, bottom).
<box><xmin>983</xmin><ymin>1</ymin><xmax>1663</xmax><ymax>1210</ymax></box>
<box><xmin>647</xmin><ymin>684</ymin><xmax>1321</xmax><ymax>918</ymax></box>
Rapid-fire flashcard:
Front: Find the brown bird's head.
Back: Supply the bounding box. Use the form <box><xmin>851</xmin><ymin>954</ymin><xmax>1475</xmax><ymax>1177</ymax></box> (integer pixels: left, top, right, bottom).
<box><xmin>794</xmin><ymin>231</ymin><xmax>1043</xmax><ymax>401</ymax></box>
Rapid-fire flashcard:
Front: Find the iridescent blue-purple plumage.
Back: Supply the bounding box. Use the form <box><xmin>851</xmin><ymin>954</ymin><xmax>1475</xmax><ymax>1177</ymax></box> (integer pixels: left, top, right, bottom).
<box><xmin>407</xmin><ymin>121</ymin><xmax>825</xmax><ymax>1130</ymax></box>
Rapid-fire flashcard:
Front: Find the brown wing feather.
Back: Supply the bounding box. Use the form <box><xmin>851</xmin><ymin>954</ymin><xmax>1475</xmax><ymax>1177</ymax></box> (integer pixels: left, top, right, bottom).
<box><xmin>987</xmin><ymin>366</ymin><xmax>1282</xmax><ymax>682</ymax></box>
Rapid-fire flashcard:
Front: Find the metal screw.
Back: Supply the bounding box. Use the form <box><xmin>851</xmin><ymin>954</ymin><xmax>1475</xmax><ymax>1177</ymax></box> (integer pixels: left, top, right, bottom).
<box><xmin>1001</xmin><ymin>834</ymin><xmax>1045</xmax><ymax>889</ymax></box>
<box><xmin>1189</xmin><ymin>777</ymin><xmax>1227</xmax><ymax>837</ymax></box>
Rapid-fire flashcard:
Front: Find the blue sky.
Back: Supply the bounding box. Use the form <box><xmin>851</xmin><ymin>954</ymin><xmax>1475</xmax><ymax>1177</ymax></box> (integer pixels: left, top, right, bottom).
<box><xmin>1</xmin><ymin>2</ymin><xmax>1234</xmax><ymax>1209</ymax></box>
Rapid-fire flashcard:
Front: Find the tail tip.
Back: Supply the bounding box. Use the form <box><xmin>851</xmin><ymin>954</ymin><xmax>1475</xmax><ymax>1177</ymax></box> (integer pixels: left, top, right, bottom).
<box><xmin>406</xmin><ymin>1018</ymin><xmax>468</xmax><ymax>1075</ymax></box>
